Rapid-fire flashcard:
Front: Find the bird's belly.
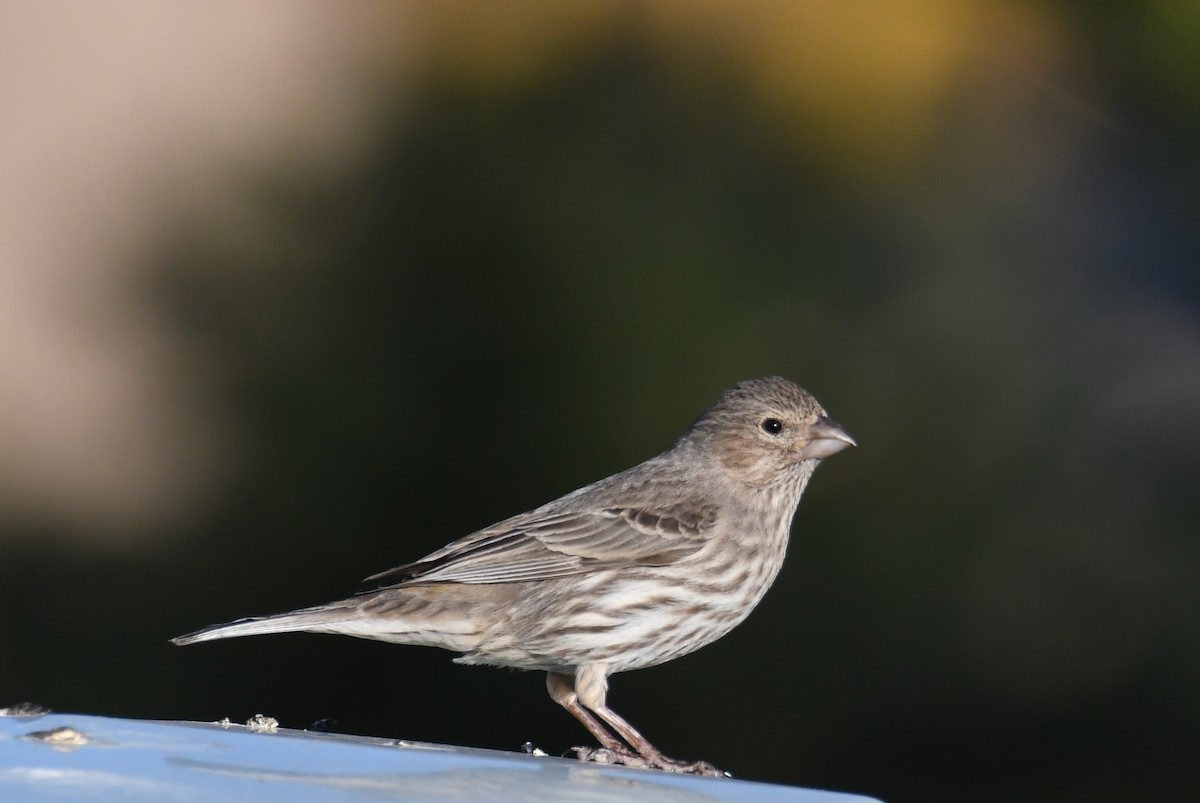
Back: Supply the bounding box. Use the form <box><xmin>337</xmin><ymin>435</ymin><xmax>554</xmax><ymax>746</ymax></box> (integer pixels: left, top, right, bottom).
<box><xmin>466</xmin><ymin>555</ymin><xmax>783</xmax><ymax>673</ymax></box>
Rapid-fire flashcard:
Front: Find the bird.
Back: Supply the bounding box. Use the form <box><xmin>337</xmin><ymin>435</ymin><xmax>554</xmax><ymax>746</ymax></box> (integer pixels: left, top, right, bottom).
<box><xmin>172</xmin><ymin>376</ymin><xmax>855</xmax><ymax>775</ymax></box>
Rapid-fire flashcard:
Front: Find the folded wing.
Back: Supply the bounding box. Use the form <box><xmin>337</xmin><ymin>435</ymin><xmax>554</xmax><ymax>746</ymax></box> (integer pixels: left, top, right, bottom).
<box><xmin>365</xmin><ymin>504</ymin><xmax>718</xmax><ymax>587</ymax></box>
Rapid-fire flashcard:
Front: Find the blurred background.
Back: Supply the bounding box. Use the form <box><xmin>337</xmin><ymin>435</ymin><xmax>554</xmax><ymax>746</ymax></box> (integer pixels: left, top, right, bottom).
<box><xmin>2</xmin><ymin>2</ymin><xmax>1197</xmax><ymax>801</ymax></box>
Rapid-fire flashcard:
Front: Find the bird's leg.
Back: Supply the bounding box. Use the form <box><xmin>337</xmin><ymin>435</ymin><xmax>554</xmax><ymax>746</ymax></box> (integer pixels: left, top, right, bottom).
<box><xmin>589</xmin><ymin>700</ymin><xmax>723</xmax><ymax>777</ymax></box>
<box><xmin>545</xmin><ymin>671</ymin><xmax>630</xmax><ymax>755</ymax></box>
<box><xmin>571</xmin><ymin>665</ymin><xmax>725</xmax><ymax>778</ymax></box>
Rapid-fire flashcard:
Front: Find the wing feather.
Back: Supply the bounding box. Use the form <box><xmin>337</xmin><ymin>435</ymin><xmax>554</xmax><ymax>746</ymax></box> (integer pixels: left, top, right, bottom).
<box><xmin>364</xmin><ymin>502</ymin><xmax>717</xmax><ymax>588</ymax></box>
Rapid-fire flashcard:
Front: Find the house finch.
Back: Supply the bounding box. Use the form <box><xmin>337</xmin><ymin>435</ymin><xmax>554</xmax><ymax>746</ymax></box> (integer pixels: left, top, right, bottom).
<box><xmin>173</xmin><ymin>376</ymin><xmax>854</xmax><ymax>775</ymax></box>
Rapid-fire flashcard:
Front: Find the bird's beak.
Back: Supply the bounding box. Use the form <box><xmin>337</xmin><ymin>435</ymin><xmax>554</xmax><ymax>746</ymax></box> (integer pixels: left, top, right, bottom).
<box><xmin>789</xmin><ymin>416</ymin><xmax>856</xmax><ymax>462</ymax></box>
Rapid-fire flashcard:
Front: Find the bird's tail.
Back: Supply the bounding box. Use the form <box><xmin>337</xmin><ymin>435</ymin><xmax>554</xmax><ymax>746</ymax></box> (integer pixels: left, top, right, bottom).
<box><xmin>170</xmin><ymin>600</ymin><xmax>361</xmax><ymax>646</ymax></box>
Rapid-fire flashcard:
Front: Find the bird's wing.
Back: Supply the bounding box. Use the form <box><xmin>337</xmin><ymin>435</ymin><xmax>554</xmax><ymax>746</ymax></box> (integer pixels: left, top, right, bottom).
<box><xmin>363</xmin><ymin>504</ymin><xmax>717</xmax><ymax>587</ymax></box>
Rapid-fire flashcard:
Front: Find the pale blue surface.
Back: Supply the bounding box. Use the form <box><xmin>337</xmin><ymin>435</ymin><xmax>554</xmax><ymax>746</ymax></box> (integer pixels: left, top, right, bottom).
<box><xmin>0</xmin><ymin>712</ymin><xmax>883</xmax><ymax>802</ymax></box>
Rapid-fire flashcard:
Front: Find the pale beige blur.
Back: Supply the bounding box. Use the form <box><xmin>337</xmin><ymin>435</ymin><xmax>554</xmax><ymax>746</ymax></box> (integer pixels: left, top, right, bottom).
<box><xmin>0</xmin><ymin>1</ymin><xmax>401</xmax><ymax>539</ymax></box>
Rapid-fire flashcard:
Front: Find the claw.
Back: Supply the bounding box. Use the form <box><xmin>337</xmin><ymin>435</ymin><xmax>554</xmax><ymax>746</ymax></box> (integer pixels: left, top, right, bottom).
<box><xmin>571</xmin><ymin>746</ymin><xmax>727</xmax><ymax>777</ymax></box>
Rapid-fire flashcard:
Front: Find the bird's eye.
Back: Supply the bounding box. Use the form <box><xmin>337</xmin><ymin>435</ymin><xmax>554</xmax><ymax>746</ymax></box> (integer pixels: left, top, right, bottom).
<box><xmin>760</xmin><ymin>418</ymin><xmax>783</xmax><ymax>435</ymax></box>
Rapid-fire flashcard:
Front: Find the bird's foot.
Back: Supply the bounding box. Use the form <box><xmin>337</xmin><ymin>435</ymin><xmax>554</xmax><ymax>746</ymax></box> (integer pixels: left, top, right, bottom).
<box><xmin>571</xmin><ymin>746</ymin><xmax>650</xmax><ymax>769</ymax></box>
<box><xmin>571</xmin><ymin>747</ymin><xmax>727</xmax><ymax>778</ymax></box>
<box><xmin>653</xmin><ymin>756</ymin><xmax>727</xmax><ymax>778</ymax></box>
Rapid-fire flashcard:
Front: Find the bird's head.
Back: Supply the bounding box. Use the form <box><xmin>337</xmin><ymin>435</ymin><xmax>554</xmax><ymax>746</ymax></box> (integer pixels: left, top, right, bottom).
<box><xmin>682</xmin><ymin>376</ymin><xmax>855</xmax><ymax>489</ymax></box>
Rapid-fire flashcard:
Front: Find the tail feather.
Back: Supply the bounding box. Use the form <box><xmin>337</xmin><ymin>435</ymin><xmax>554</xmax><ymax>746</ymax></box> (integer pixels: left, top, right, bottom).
<box><xmin>171</xmin><ymin>602</ymin><xmax>359</xmax><ymax>646</ymax></box>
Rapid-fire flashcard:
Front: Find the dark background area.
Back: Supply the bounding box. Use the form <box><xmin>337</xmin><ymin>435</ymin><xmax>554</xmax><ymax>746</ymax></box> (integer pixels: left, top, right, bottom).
<box><xmin>2</xmin><ymin>4</ymin><xmax>1198</xmax><ymax>802</ymax></box>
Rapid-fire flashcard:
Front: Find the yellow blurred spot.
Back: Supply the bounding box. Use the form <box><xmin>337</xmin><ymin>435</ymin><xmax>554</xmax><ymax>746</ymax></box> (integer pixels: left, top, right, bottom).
<box><xmin>410</xmin><ymin>0</ymin><xmax>1069</xmax><ymax>178</ymax></box>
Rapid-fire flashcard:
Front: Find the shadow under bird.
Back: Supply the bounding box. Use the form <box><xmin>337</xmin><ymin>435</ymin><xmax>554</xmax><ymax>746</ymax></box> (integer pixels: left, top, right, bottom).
<box><xmin>173</xmin><ymin>376</ymin><xmax>855</xmax><ymax>775</ymax></box>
